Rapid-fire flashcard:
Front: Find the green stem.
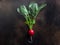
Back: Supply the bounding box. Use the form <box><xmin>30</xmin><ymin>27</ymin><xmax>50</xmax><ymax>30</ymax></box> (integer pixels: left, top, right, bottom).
<box><xmin>25</xmin><ymin>15</ymin><xmax>29</xmax><ymax>25</ymax></box>
<box><xmin>25</xmin><ymin>15</ymin><xmax>35</xmax><ymax>30</ymax></box>
<box><xmin>29</xmin><ymin>24</ymin><xmax>33</xmax><ymax>30</ymax></box>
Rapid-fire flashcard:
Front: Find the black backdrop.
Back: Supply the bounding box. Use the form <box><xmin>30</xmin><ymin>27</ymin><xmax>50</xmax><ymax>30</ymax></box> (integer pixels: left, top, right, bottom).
<box><xmin>0</xmin><ymin>0</ymin><xmax>60</xmax><ymax>45</ymax></box>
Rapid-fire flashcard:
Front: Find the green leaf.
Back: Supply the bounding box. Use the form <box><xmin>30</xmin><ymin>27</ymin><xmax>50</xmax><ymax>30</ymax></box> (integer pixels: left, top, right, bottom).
<box><xmin>18</xmin><ymin>5</ymin><xmax>29</xmax><ymax>17</ymax></box>
<box><xmin>39</xmin><ymin>3</ymin><xmax>47</xmax><ymax>11</ymax></box>
<box><xmin>35</xmin><ymin>3</ymin><xmax>47</xmax><ymax>18</ymax></box>
<box><xmin>29</xmin><ymin>3</ymin><xmax>39</xmax><ymax>17</ymax></box>
<box><xmin>17</xmin><ymin>5</ymin><xmax>30</xmax><ymax>26</ymax></box>
<box><xmin>17</xmin><ymin>8</ymin><xmax>20</xmax><ymax>13</ymax></box>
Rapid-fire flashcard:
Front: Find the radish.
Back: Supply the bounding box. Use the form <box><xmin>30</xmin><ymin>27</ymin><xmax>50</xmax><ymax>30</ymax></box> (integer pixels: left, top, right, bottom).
<box><xmin>28</xmin><ymin>29</ymin><xmax>35</xmax><ymax>36</ymax></box>
<box><xmin>17</xmin><ymin>2</ymin><xmax>47</xmax><ymax>36</ymax></box>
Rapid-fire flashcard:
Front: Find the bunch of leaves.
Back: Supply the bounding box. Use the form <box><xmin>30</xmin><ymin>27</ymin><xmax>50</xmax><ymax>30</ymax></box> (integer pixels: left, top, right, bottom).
<box><xmin>17</xmin><ymin>2</ymin><xmax>47</xmax><ymax>30</ymax></box>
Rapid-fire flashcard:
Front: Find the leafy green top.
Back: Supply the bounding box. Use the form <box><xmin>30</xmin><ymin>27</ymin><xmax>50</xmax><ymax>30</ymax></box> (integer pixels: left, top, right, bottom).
<box><xmin>17</xmin><ymin>2</ymin><xmax>47</xmax><ymax>30</ymax></box>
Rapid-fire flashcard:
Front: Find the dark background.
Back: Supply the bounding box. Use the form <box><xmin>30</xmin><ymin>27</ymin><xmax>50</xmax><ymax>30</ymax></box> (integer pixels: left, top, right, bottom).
<box><xmin>0</xmin><ymin>0</ymin><xmax>60</xmax><ymax>45</ymax></box>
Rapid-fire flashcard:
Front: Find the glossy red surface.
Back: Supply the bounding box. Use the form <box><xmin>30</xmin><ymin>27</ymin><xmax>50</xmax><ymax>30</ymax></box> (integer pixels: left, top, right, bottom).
<box><xmin>28</xmin><ymin>29</ymin><xmax>35</xmax><ymax>36</ymax></box>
